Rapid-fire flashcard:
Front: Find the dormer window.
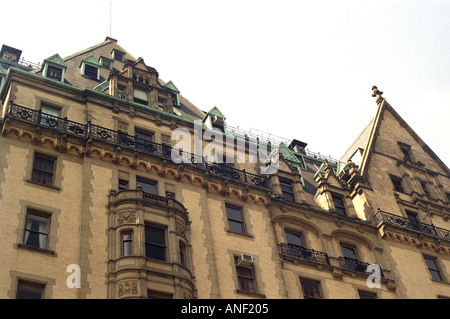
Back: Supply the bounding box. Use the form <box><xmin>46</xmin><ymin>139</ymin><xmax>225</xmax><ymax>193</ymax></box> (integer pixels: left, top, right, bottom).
<box><xmin>80</xmin><ymin>55</ymin><xmax>101</xmax><ymax>81</ymax></box>
<box><xmin>133</xmin><ymin>88</ymin><xmax>148</xmax><ymax>106</ymax></box>
<box><xmin>99</xmin><ymin>56</ymin><xmax>114</xmax><ymax>70</ymax></box>
<box><xmin>42</xmin><ymin>53</ymin><xmax>66</xmax><ymax>83</ymax></box>
<box><xmin>112</xmin><ymin>49</ymin><xmax>125</xmax><ymax>62</ymax></box>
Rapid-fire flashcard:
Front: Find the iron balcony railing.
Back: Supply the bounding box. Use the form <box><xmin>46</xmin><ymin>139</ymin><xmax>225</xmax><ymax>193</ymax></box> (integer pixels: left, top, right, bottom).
<box><xmin>338</xmin><ymin>257</ymin><xmax>385</xmax><ymax>277</ymax></box>
<box><xmin>6</xmin><ymin>103</ymin><xmax>268</xmax><ymax>189</ymax></box>
<box><xmin>279</xmin><ymin>243</ymin><xmax>330</xmax><ymax>265</ymax></box>
<box><xmin>375</xmin><ymin>209</ymin><xmax>450</xmax><ymax>242</ymax></box>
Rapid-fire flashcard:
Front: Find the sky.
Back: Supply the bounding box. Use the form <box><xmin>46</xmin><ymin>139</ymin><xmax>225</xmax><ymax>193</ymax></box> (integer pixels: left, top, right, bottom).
<box><xmin>2</xmin><ymin>0</ymin><xmax>450</xmax><ymax>165</ymax></box>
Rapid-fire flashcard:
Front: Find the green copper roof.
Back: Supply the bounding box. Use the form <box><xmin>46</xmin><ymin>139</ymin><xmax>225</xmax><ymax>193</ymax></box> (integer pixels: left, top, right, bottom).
<box><xmin>206</xmin><ymin>106</ymin><xmax>225</xmax><ymax>119</ymax></box>
<box><xmin>80</xmin><ymin>54</ymin><xmax>101</xmax><ymax>68</ymax></box>
<box><xmin>93</xmin><ymin>80</ymin><xmax>109</xmax><ymax>92</ymax></box>
<box><xmin>0</xmin><ymin>64</ymin><xmax>6</xmax><ymax>76</ymax></box>
<box><xmin>163</xmin><ymin>80</ymin><xmax>180</xmax><ymax>94</ymax></box>
<box><xmin>44</xmin><ymin>53</ymin><xmax>67</xmax><ymax>69</ymax></box>
<box><xmin>278</xmin><ymin>142</ymin><xmax>305</xmax><ymax>185</ymax></box>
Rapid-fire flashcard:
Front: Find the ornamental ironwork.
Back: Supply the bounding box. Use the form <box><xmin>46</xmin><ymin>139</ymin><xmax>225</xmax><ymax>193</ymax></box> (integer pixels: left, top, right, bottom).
<box><xmin>279</xmin><ymin>243</ymin><xmax>330</xmax><ymax>265</ymax></box>
<box><xmin>338</xmin><ymin>257</ymin><xmax>385</xmax><ymax>277</ymax></box>
<box><xmin>6</xmin><ymin>103</ymin><xmax>269</xmax><ymax>189</ymax></box>
<box><xmin>375</xmin><ymin>209</ymin><xmax>450</xmax><ymax>242</ymax></box>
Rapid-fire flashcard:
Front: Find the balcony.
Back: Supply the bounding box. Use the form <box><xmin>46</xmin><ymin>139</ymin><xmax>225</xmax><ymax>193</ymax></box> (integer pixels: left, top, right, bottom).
<box><xmin>338</xmin><ymin>257</ymin><xmax>384</xmax><ymax>277</ymax></box>
<box><xmin>279</xmin><ymin>243</ymin><xmax>330</xmax><ymax>265</ymax></box>
<box><xmin>375</xmin><ymin>209</ymin><xmax>450</xmax><ymax>242</ymax></box>
<box><xmin>5</xmin><ymin>103</ymin><xmax>268</xmax><ymax>189</ymax></box>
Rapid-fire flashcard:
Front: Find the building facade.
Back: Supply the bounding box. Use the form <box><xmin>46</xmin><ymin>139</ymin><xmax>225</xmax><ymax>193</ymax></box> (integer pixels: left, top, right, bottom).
<box><xmin>0</xmin><ymin>38</ymin><xmax>449</xmax><ymax>299</ymax></box>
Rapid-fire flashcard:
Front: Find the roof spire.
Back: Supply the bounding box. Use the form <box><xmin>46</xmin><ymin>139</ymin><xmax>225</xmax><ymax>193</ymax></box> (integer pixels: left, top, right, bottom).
<box><xmin>371</xmin><ymin>86</ymin><xmax>384</xmax><ymax>105</ymax></box>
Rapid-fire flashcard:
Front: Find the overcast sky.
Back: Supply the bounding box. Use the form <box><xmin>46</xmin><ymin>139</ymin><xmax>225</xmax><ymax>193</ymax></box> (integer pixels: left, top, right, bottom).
<box><xmin>2</xmin><ymin>0</ymin><xmax>450</xmax><ymax>165</ymax></box>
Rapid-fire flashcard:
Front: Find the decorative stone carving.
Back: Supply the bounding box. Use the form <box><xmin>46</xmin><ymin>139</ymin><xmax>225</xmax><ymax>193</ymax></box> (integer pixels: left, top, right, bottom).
<box><xmin>118</xmin><ymin>281</ymin><xmax>139</xmax><ymax>298</ymax></box>
<box><xmin>117</xmin><ymin>211</ymin><xmax>137</xmax><ymax>225</ymax></box>
<box><xmin>176</xmin><ymin>223</ymin><xmax>186</xmax><ymax>237</ymax></box>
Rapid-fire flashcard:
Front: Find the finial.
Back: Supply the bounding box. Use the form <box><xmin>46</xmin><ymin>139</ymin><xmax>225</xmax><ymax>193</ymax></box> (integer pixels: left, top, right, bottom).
<box><xmin>372</xmin><ymin>86</ymin><xmax>384</xmax><ymax>104</ymax></box>
<box><xmin>372</xmin><ymin>86</ymin><xmax>383</xmax><ymax>97</ymax></box>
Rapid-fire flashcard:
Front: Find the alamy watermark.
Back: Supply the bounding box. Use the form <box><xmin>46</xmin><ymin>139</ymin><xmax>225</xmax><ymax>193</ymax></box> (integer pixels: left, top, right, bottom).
<box><xmin>170</xmin><ymin>120</ymin><xmax>280</xmax><ymax>175</ymax></box>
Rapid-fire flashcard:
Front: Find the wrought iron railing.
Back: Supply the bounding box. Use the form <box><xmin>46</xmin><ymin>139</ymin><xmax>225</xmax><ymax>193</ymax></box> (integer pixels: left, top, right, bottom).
<box><xmin>279</xmin><ymin>243</ymin><xmax>330</xmax><ymax>265</ymax></box>
<box><xmin>338</xmin><ymin>257</ymin><xmax>385</xmax><ymax>277</ymax></box>
<box><xmin>374</xmin><ymin>209</ymin><xmax>450</xmax><ymax>242</ymax></box>
<box><xmin>6</xmin><ymin>103</ymin><xmax>268</xmax><ymax>189</ymax></box>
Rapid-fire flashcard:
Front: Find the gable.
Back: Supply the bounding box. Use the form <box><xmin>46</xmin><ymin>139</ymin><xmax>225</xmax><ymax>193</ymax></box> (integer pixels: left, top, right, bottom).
<box><xmin>374</xmin><ymin>103</ymin><xmax>449</xmax><ymax>176</ymax></box>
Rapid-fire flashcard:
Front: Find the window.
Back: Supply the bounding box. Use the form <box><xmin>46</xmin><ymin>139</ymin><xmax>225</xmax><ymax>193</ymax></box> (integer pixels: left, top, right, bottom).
<box><xmin>390</xmin><ymin>176</ymin><xmax>404</xmax><ymax>193</ymax></box>
<box><xmin>234</xmin><ymin>255</ymin><xmax>256</xmax><ymax>293</ymax></box>
<box><xmin>47</xmin><ymin>65</ymin><xmax>62</xmax><ymax>81</ymax></box>
<box><xmin>136</xmin><ymin>177</ymin><xmax>157</xmax><ymax>194</ymax></box>
<box><xmin>226</xmin><ymin>205</ymin><xmax>245</xmax><ymax>234</ymax></box>
<box><xmin>121</xmin><ymin>231</ymin><xmax>133</xmax><ymax>256</ymax></box>
<box><xmin>117</xmin><ymin>86</ymin><xmax>126</xmax><ymax>99</ymax></box>
<box><xmin>158</xmin><ymin>98</ymin><xmax>166</xmax><ymax>111</ymax></box>
<box><xmin>133</xmin><ymin>89</ymin><xmax>148</xmax><ymax>105</ymax></box>
<box><xmin>420</xmin><ymin>181</ymin><xmax>431</xmax><ymax>197</ymax></box>
<box><xmin>300</xmin><ymin>278</ymin><xmax>322</xmax><ymax>299</ymax></box>
<box><xmin>280</xmin><ymin>179</ymin><xmax>295</xmax><ymax>202</ymax></box>
<box><xmin>16</xmin><ymin>280</ymin><xmax>45</xmax><ymax>299</ymax></box>
<box><xmin>424</xmin><ymin>256</ymin><xmax>443</xmax><ymax>281</ymax></box>
<box><xmin>340</xmin><ymin>244</ymin><xmax>358</xmax><ymax>260</ymax></box>
<box><xmin>406</xmin><ymin>210</ymin><xmax>420</xmax><ymax>231</ymax></box>
<box><xmin>179</xmin><ymin>242</ymin><xmax>186</xmax><ymax>266</ymax></box>
<box><xmin>113</xmin><ymin>49</ymin><xmax>125</xmax><ymax>62</ymax></box>
<box><xmin>32</xmin><ymin>153</ymin><xmax>56</xmax><ymax>186</ymax></box>
<box><xmin>285</xmin><ymin>229</ymin><xmax>304</xmax><ymax>247</ymax></box>
<box><xmin>359</xmin><ymin>290</ymin><xmax>377</xmax><ymax>299</ymax></box>
<box><xmin>84</xmin><ymin>64</ymin><xmax>99</xmax><ymax>80</ymax></box>
<box><xmin>40</xmin><ymin>105</ymin><xmax>60</xmax><ymax>128</ymax></box>
<box><xmin>118</xmin><ymin>179</ymin><xmax>128</xmax><ymax>191</ymax></box>
<box><xmin>401</xmin><ymin>147</ymin><xmax>411</xmax><ymax>161</ymax></box>
<box><xmin>147</xmin><ymin>290</ymin><xmax>173</xmax><ymax>299</ymax></box>
<box><xmin>145</xmin><ymin>225</ymin><xmax>166</xmax><ymax>261</ymax></box>
<box><xmin>332</xmin><ymin>194</ymin><xmax>346</xmax><ymax>216</ymax></box>
<box><xmin>100</xmin><ymin>56</ymin><xmax>114</xmax><ymax>70</ymax></box>
<box><xmin>135</xmin><ymin>129</ymin><xmax>154</xmax><ymax>143</ymax></box>
<box><xmin>24</xmin><ymin>210</ymin><xmax>50</xmax><ymax>249</ymax></box>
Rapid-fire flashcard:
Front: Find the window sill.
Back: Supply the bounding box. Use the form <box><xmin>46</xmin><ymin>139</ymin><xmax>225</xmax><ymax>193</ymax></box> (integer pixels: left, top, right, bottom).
<box><xmin>17</xmin><ymin>243</ymin><xmax>56</xmax><ymax>256</ymax></box>
<box><xmin>26</xmin><ymin>180</ymin><xmax>60</xmax><ymax>191</ymax></box>
<box><xmin>235</xmin><ymin>289</ymin><xmax>266</xmax><ymax>299</ymax></box>
<box><xmin>226</xmin><ymin>230</ymin><xmax>254</xmax><ymax>239</ymax></box>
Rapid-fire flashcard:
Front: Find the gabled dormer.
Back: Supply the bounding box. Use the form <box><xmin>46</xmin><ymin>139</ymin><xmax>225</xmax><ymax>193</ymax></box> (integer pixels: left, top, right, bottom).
<box><xmin>163</xmin><ymin>81</ymin><xmax>181</xmax><ymax>107</ymax></box>
<box><xmin>203</xmin><ymin>106</ymin><xmax>226</xmax><ymax>133</ymax></box>
<box><xmin>80</xmin><ymin>55</ymin><xmax>101</xmax><ymax>81</ymax></box>
<box><xmin>42</xmin><ymin>54</ymin><xmax>67</xmax><ymax>82</ymax></box>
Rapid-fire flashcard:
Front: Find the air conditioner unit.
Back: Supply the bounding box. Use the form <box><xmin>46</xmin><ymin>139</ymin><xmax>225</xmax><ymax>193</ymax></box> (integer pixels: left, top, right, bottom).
<box><xmin>238</xmin><ymin>254</ymin><xmax>254</xmax><ymax>267</ymax></box>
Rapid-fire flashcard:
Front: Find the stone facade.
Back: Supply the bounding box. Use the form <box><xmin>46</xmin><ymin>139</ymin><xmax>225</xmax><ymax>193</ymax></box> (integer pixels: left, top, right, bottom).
<box><xmin>0</xmin><ymin>40</ymin><xmax>449</xmax><ymax>299</ymax></box>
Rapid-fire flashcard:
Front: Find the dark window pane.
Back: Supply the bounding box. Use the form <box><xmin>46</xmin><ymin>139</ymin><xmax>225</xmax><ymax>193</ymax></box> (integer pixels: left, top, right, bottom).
<box><xmin>359</xmin><ymin>290</ymin><xmax>377</xmax><ymax>299</ymax></box>
<box><xmin>17</xmin><ymin>281</ymin><xmax>44</xmax><ymax>299</ymax></box>
<box><xmin>118</xmin><ymin>179</ymin><xmax>128</xmax><ymax>191</ymax></box>
<box><xmin>301</xmin><ymin>280</ymin><xmax>321</xmax><ymax>299</ymax></box>
<box><xmin>226</xmin><ymin>206</ymin><xmax>242</xmax><ymax>221</ymax></box>
<box><xmin>285</xmin><ymin>230</ymin><xmax>303</xmax><ymax>247</ymax></box>
<box><xmin>332</xmin><ymin>195</ymin><xmax>346</xmax><ymax>216</ymax></box>
<box><xmin>47</xmin><ymin>66</ymin><xmax>62</xmax><ymax>81</ymax></box>
<box><xmin>391</xmin><ymin>177</ymin><xmax>404</xmax><ymax>192</ymax></box>
<box><xmin>228</xmin><ymin>220</ymin><xmax>244</xmax><ymax>233</ymax></box>
<box><xmin>84</xmin><ymin>65</ymin><xmax>98</xmax><ymax>79</ymax></box>
<box><xmin>341</xmin><ymin>245</ymin><xmax>357</xmax><ymax>260</ymax></box>
<box><xmin>145</xmin><ymin>244</ymin><xmax>165</xmax><ymax>261</ymax></box>
<box><xmin>137</xmin><ymin>178</ymin><xmax>156</xmax><ymax>194</ymax></box>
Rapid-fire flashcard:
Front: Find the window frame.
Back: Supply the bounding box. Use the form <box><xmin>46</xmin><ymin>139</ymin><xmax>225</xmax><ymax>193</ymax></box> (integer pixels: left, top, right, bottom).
<box><xmin>390</xmin><ymin>175</ymin><xmax>404</xmax><ymax>193</ymax></box>
<box><xmin>136</xmin><ymin>177</ymin><xmax>157</xmax><ymax>195</ymax></box>
<box><xmin>31</xmin><ymin>153</ymin><xmax>56</xmax><ymax>187</ymax></box>
<box><xmin>121</xmin><ymin>230</ymin><xmax>133</xmax><ymax>257</ymax></box>
<box><xmin>46</xmin><ymin>65</ymin><xmax>63</xmax><ymax>81</ymax></box>
<box><xmin>331</xmin><ymin>193</ymin><xmax>347</xmax><ymax>216</ymax></box>
<box><xmin>420</xmin><ymin>181</ymin><xmax>431</xmax><ymax>197</ymax></box>
<box><xmin>225</xmin><ymin>204</ymin><xmax>246</xmax><ymax>235</ymax></box>
<box><xmin>300</xmin><ymin>278</ymin><xmax>322</xmax><ymax>299</ymax></box>
<box><xmin>423</xmin><ymin>255</ymin><xmax>444</xmax><ymax>282</ymax></box>
<box><xmin>144</xmin><ymin>224</ymin><xmax>167</xmax><ymax>262</ymax></box>
<box><xmin>284</xmin><ymin>229</ymin><xmax>304</xmax><ymax>247</ymax></box>
<box><xmin>23</xmin><ymin>209</ymin><xmax>51</xmax><ymax>250</ymax></box>
<box><xmin>279</xmin><ymin>178</ymin><xmax>295</xmax><ymax>202</ymax></box>
<box><xmin>234</xmin><ymin>255</ymin><xmax>257</xmax><ymax>294</ymax></box>
<box><xmin>16</xmin><ymin>280</ymin><xmax>45</xmax><ymax>299</ymax></box>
